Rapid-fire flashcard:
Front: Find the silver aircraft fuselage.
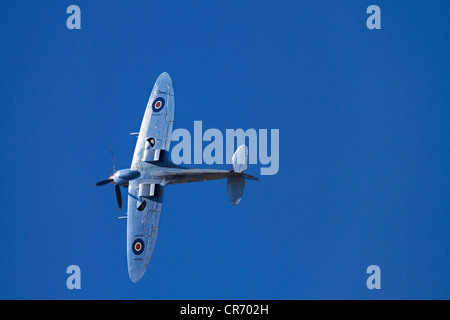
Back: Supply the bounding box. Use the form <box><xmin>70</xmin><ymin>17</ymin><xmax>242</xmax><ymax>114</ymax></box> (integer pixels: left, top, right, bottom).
<box><xmin>97</xmin><ymin>72</ymin><xmax>257</xmax><ymax>283</ymax></box>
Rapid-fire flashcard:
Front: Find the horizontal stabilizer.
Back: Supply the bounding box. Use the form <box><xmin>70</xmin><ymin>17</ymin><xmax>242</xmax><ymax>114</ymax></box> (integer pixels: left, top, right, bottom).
<box><xmin>227</xmin><ymin>175</ymin><xmax>245</xmax><ymax>205</ymax></box>
<box><xmin>232</xmin><ymin>145</ymin><xmax>248</xmax><ymax>173</ymax></box>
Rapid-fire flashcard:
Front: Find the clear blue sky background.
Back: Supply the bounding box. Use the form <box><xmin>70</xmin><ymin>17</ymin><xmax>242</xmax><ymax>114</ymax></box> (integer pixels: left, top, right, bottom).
<box><xmin>0</xmin><ymin>1</ymin><xmax>449</xmax><ymax>299</ymax></box>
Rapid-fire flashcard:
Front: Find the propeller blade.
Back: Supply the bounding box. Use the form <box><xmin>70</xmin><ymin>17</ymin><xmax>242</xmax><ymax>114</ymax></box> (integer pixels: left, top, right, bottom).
<box><xmin>95</xmin><ymin>178</ymin><xmax>113</xmax><ymax>186</ymax></box>
<box><xmin>110</xmin><ymin>149</ymin><xmax>116</xmax><ymax>173</ymax></box>
<box><xmin>115</xmin><ymin>184</ymin><xmax>122</xmax><ymax>209</ymax></box>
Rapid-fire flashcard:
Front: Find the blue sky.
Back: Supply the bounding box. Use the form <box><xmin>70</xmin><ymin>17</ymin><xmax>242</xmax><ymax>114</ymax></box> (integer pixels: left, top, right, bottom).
<box><xmin>0</xmin><ymin>1</ymin><xmax>449</xmax><ymax>299</ymax></box>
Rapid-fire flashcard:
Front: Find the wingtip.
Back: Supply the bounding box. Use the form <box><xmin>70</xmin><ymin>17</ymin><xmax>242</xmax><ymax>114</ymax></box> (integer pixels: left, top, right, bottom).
<box><xmin>158</xmin><ymin>71</ymin><xmax>171</xmax><ymax>81</ymax></box>
<box><xmin>128</xmin><ymin>265</ymin><xmax>147</xmax><ymax>283</ymax></box>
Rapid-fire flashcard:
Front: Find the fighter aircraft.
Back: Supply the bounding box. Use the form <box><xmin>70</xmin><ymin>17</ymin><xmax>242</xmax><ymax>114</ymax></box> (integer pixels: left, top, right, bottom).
<box><xmin>95</xmin><ymin>72</ymin><xmax>258</xmax><ymax>283</ymax></box>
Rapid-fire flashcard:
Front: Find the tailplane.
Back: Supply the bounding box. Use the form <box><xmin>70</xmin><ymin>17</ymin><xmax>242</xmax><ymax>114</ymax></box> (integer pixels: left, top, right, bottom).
<box><xmin>227</xmin><ymin>145</ymin><xmax>258</xmax><ymax>205</ymax></box>
<box><xmin>227</xmin><ymin>176</ymin><xmax>245</xmax><ymax>205</ymax></box>
<box><xmin>231</xmin><ymin>144</ymin><xmax>248</xmax><ymax>173</ymax></box>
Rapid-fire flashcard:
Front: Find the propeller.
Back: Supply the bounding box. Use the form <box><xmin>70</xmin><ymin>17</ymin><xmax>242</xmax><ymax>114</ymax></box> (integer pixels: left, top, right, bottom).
<box><xmin>95</xmin><ymin>149</ymin><xmax>123</xmax><ymax>209</ymax></box>
<box><xmin>95</xmin><ymin>178</ymin><xmax>113</xmax><ymax>186</ymax></box>
<box><xmin>115</xmin><ymin>185</ymin><xmax>122</xmax><ymax>210</ymax></box>
<box><xmin>110</xmin><ymin>149</ymin><xmax>116</xmax><ymax>173</ymax></box>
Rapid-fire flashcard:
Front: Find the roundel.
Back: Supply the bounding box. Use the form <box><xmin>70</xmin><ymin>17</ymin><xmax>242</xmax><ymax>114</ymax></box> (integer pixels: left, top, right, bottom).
<box><xmin>152</xmin><ymin>97</ymin><xmax>165</xmax><ymax>112</ymax></box>
<box><xmin>132</xmin><ymin>238</ymin><xmax>145</xmax><ymax>255</ymax></box>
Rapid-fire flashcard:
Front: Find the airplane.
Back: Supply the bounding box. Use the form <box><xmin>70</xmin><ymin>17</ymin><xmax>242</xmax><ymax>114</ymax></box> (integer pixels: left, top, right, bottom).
<box><xmin>95</xmin><ymin>72</ymin><xmax>258</xmax><ymax>283</ymax></box>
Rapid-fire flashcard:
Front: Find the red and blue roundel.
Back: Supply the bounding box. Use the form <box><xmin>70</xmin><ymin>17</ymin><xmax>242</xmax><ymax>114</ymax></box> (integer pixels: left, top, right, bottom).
<box><xmin>152</xmin><ymin>97</ymin><xmax>165</xmax><ymax>113</ymax></box>
<box><xmin>132</xmin><ymin>238</ymin><xmax>145</xmax><ymax>255</ymax></box>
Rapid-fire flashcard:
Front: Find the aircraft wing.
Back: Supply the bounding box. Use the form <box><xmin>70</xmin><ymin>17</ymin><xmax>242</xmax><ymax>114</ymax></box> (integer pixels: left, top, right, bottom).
<box><xmin>126</xmin><ymin>183</ymin><xmax>165</xmax><ymax>283</ymax></box>
<box><xmin>131</xmin><ymin>72</ymin><xmax>175</xmax><ymax>169</ymax></box>
<box><xmin>126</xmin><ymin>72</ymin><xmax>175</xmax><ymax>282</ymax></box>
